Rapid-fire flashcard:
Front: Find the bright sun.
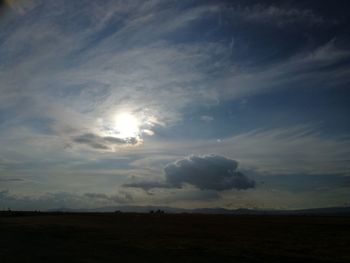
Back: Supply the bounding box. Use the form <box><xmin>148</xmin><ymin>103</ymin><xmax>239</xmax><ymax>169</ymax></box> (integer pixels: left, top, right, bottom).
<box><xmin>113</xmin><ymin>112</ymin><xmax>140</xmax><ymax>139</ymax></box>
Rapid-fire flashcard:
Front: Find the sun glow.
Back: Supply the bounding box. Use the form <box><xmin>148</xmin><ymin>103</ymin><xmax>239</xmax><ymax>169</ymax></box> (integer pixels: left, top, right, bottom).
<box><xmin>113</xmin><ymin>112</ymin><xmax>140</xmax><ymax>139</ymax></box>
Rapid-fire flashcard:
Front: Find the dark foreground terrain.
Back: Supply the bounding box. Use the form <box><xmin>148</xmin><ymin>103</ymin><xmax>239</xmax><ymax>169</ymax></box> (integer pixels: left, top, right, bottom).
<box><xmin>1</xmin><ymin>212</ymin><xmax>349</xmax><ymax>262</ymax></box>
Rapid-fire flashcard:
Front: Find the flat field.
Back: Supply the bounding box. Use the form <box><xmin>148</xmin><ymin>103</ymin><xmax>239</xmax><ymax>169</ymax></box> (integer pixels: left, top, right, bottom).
<box><xmin>0</xmin><ymin>212</ymin><xmax>349</xmax><ymax>262</ymax></box>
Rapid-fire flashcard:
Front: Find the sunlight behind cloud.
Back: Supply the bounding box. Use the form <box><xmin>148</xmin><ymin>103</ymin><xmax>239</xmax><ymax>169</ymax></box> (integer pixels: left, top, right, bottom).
<box><xmin>113</xmin><ymin>112</ymin><xmax>140</xmax><ymax>139</ymax></box>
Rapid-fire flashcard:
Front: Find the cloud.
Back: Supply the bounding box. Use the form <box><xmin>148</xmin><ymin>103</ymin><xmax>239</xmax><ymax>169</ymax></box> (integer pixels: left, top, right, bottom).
<box><xmin>0</xmin><ymin>0</ymin><xmax>348</xmax><ymax>155</ymax></box>
<box><xmin>200</xmin><ymin>115</ymin><xmax>214</xmax><ymax>122</ymax></box>
<box><xmin>165</xmin><ymin>155</ymin><xmax>255</xmax><ymax>190</ymax></box>
<box><xmin>126</xmin><ymin>155</ymin><xmax>256</xmax><ymax>191</ymax></box>
<box><xmin>0</xmin><ymin>189</ymin><xmax>14</xmax><ymax>200</ymax></box>
<box><xmin>184</xmin><ymin>125</ymin><xmax>350</xmax><ymax>176</ymax></box>
<box><xmin>72</xmin><ymin>132</ymin><xmax>140</xmax><ymax>151</ymax></box>
<box><xmin>152</xmin><ymin>188</ymin><xmax>221</xmax><ymax>204</ymax></box>
<box><xmin>0</xmin><ymin>189</ymin><xmax>137</xmax><ymax>210</ymax></box>
<box><xmin>130</xmin><ymin>124</ymin><xmax>350</xmax><ymax>177</ymax></box>
<box><xmin>124</xmin><ymin>181</ymin><xmax>171</xmax><ymax>191</ymax></box>
<box><xmin>225</xmin><ymin>4</ymin><xmax>329</xmax><ymax>27</ymax></box>
<box><xmin>0</xmin><ymin>177</ymin><xmax>23</xmax><ymax>182</ymax></box>
<box><xmin>0</xmin><ymin>0</ymin><xmax>349</xmax><ymax>210</ymax></box>
<box><xmin>0</xmin><ymin>0</ymin><xmax>36</xmax><ymax>14</ymax></box>
<box><xmin>0</xmin><ymin>158</ymin><xmax>18</xmax><ymax>168</ymax></box>
<box><xmin>84</xmin><ymin>191</ymin><xmax>133</xmax><ymax>204</ymax></box>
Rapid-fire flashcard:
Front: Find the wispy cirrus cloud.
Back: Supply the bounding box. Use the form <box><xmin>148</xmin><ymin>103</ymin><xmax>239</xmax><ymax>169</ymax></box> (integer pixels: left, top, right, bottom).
<box><xmin>1</xmin><ymin>1</ymin><xmax>348</xmax><ymax>148</ymax></box>
<box><xmin>128</xmin><ymin>124</ymin><xmax>350</xmax><ymax>177</ymax></box>
<box><xmin>0</xmin><ymin>0</ymin><xmax>349</xmax><ymax>210</ymax></box>
<box><xmin>224</xmin><ymin>4</ymin><xmax>330</xmax><ymax>27</ymax></box>
<box><xmin>191</xmin><ymin>125</ymin><xmax>350</xmax><ymax>176</ymax></box>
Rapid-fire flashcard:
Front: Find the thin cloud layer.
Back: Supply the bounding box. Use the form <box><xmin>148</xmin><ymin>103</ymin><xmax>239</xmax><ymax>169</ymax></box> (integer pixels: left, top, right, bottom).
<box><xmin>226</xmin><ymin>4</ymin><xmax>329</xmax><ymax>27</ymax></box>
<box><xmin>0</xmin><ymin>0</ymin><xmax>348</xmax><ymax>150</ymax></box>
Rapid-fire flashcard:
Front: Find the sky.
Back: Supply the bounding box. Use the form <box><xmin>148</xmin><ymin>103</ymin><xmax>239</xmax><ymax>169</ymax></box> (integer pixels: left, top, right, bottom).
<box><xmin>0</xmin><ymin>0</ymin><xmax>350</xmax><ymax>211</ymax></box>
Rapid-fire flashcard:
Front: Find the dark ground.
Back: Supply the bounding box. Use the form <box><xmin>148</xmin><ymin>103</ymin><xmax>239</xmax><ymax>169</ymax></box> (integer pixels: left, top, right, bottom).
<box><xmin>0</xmin><ymin>212</ymin><xmax>349</xmax><ymax>262</ymax></box>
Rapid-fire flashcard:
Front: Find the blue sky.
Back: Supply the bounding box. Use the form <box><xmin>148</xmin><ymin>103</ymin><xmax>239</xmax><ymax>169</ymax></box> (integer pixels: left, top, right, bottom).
<box><xmin>0</xmin><ymin>0</ymin><xmax>349</xmax><ymax>210</ymax></box>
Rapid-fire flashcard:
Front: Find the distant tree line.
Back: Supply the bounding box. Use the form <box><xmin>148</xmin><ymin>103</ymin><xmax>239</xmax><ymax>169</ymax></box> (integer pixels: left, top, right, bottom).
<box><xmin>150</xmin><ymin>209</ymin><xmax>165</xmax><ymax>214</ymax></box>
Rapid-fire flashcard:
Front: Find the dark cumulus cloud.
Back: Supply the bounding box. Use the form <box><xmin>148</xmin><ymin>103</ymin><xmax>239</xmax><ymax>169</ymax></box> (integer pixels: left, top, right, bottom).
<box><xmin>165</xmin><ymin>155</ymin><xmax>256</xmax><ymax>190</ymax></box>
<box><xmin>125</xmin><ymin>155</ymin><xmax>256</xmax><ymax>191</ymax></box>
<box><xmin>73</xmin><ymin>133</ymin><xmax>139</xmax><ymax>150</ymax></box>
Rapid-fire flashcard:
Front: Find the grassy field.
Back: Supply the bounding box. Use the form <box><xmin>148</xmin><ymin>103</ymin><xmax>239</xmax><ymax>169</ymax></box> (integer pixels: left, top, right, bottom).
<box><xmin>1</xmin><ymin>212</ymin><xmax>349</xmax><ymax>262</ymax></box>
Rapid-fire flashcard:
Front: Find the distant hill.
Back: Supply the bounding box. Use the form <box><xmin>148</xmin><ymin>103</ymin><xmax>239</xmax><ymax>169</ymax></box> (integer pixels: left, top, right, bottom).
<box><xmin>46</xmin><ymin>206</ymin><xmax>350</xmax><ymax>216</ymax></box>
